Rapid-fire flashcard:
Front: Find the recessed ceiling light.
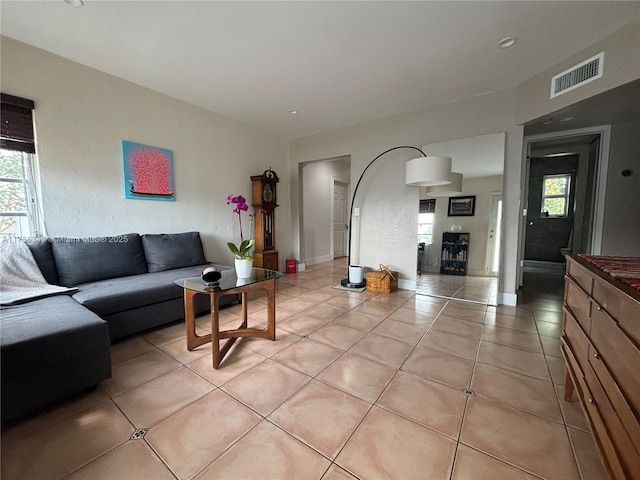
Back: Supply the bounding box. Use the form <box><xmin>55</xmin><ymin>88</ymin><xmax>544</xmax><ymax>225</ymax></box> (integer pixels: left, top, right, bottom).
<box><xmin>559</xmin><ymin>116</ymin><xmax>574</xmax><ymax>122</ymax></box>
<box><xmin>498</xmin><ymin>37</ymin><xmax>518</xmax><ymax>49</ymax></box>
<box><xmin>64</xmin><ymin>0</ymin><xmax>84</xmax><ymax>6</ymax></box>
<box><xmin>288</xmin><ymin>109</ymin><xmax>299</xmax><ymax>115</ymax></box>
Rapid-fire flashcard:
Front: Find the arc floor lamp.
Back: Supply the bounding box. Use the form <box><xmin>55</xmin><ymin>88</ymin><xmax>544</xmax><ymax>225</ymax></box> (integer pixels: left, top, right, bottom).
<box><xmin>340</xmin><ymin>146</ymin><xmax>453</xmax><ymax>289</ymax></box>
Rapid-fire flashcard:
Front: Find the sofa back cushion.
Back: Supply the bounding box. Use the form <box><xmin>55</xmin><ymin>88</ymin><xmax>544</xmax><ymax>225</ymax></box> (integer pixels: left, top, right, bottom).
<box><xmin>51</xmin><ymin>233</ymin><xmax>148</xmax><ymax>286</ymax></box>
<box><xmin>142</xmin><ymin>232</ymin><xmax>207</xmax><ymax>272</ymax></box>
<box><xmin>26</xmin><ymin>239</ymin><xmax>59</xmax><ymax>285</ymax></box>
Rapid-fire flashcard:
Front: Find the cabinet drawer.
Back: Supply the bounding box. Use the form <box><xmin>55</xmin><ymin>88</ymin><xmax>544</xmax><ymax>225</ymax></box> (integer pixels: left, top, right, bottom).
<box><xmin>592</xmin><ymin>275</ymin><xmax>640</xmax><ymax>344</ymax></box>
<box><xmin>562</xmin><ymin>339</ymin><xmax>626</xmax><ymax>480</ymax></box>
<box><xmin>589</xmin><ymin>306</ymin><xmax>640</xmax><ymax>451</ymax></box>
<box><xmin>562</xmin><ymin>307</ymin><xmax>590</xmax><ymax>370</ymax></box>
<box><xmin>567</xmin><ymin>258</ymin><xmax>594</xmax><ymax>295</ymax></box>
<box><xmin>561</xmin><ymin>337</ymin><xmax>587</xmax><ymax>400</ymax></box>
<box><xmin>584</xmin><ymin>364</ymin><xmax>640</xmax><ymax>480</ymax></box>
<box><xmin>565</xmin><ymin>276</ymin><xmax>592</xmax><ymax>333</ymax></box>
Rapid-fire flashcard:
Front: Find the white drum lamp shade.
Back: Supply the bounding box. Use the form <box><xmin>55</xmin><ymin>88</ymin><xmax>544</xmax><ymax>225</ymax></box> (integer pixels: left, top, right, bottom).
<box><xmin>405</xmin><ymin>155</ymin><xmax>452</xmax><ymax>186</ymax></box>
<box><xmin>426</xmin><ymin>172</ymin><xmax>463</xmax><ymax>197</ymax></box>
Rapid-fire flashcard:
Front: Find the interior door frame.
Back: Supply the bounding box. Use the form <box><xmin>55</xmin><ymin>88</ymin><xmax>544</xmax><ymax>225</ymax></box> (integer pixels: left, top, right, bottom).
<box><xmin>331</xmin><ymin>178</ymin><xmax>349</xmax><ymax>259</ymax></box>
<box><xmin>518</xmin><ymin>125</ymin><xmax>611</xmax><ymax>286</ymax></box>
<box><xmin>485</xmin><ymin>191</ymin><xmax>502</xmax><ymax>277</ymax></box>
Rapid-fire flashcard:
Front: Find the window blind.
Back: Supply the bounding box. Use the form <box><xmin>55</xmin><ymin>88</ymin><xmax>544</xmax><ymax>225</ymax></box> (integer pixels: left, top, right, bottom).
<box><xmin>1</xmin><ymin>93</ymin><xmax>36</xmax><ymax>154</ymax></box>
<box><xmin>419</xmin><ymin>199</ymin><xmax>436</xmax><ymax>213</ymax></box>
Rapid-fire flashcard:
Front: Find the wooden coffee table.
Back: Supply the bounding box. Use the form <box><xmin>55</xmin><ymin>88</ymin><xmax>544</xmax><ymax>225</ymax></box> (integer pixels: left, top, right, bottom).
<box><xmin>175</xmin><ymin>268</ymin><xmax>282</xmax><ymax>368</ymax></box>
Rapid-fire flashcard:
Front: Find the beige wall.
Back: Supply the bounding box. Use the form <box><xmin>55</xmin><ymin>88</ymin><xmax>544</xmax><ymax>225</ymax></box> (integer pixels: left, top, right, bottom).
<box><xmin>290</xmin><ymin>89</ymin><xmax>524</xmax><ymax>301</ymax></box>
<box><xmin>602</xmin><ymin>120</ymin><xmax>640</xmax><ymax>255</ymax></box>
<box><xmin>516</xmin><ymin>18</ymin><xmax>640</xmax><ymax>259</ymax></box>
<box><xmin>1</xmin><ymin>37</ymin><xmax>290</xmax><ymax>267</ymax></box>
<box><xmin>516</xmin><ymin>20</ymin><xmax>640</xmax><ymax>125</ymax></box>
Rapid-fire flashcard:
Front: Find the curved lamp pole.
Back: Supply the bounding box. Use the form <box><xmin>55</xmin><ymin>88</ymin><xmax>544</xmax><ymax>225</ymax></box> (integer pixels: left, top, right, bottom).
<box><xmin>340</xmin><ymin>145</ymin><xmax>427</xmax><ymax>289</ymax></box>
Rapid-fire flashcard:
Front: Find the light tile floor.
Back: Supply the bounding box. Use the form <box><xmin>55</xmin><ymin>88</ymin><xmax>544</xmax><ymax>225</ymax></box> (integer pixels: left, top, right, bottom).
<box><xmin>416</xmin><ymin>272</ymin><xmax>499</xmax><ymax>305</ymax></box>
<box><xmin>1</xmin><ymin>260</ymin><xmax>609</xmax><ymax>480</ymax></box>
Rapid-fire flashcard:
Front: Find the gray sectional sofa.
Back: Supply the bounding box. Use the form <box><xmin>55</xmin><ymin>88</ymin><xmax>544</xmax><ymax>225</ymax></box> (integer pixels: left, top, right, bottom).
<box><xmin>1</xmin><ymin>231</ymin><xmax>234</xmax><ymax>423</ymax></box>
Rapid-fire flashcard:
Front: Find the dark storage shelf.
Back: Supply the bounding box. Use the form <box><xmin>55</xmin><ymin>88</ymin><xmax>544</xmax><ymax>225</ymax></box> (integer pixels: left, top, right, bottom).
<box><xmin>440</xmin><ymin>232</ymin><xmax>469</xmax><ymax>276</ymax></box>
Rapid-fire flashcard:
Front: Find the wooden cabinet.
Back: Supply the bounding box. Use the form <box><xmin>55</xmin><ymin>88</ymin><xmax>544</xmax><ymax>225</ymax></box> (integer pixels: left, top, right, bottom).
<box><xmin>440</xmin><ymin>232</ymin><xmax>469</xmax><ymax>275</ymax></box>
<box><xmin>562</xmin><ymin>255</ymin><xmax>640</xmax><ymax>480</ymax></box>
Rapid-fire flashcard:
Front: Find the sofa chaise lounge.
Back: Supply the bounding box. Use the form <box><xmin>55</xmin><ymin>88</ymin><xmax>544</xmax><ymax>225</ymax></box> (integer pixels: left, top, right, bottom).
<box><xmin>1</xmin><ymin>231</ymin><xmax>234</xmax><ymax>423</ymax></box>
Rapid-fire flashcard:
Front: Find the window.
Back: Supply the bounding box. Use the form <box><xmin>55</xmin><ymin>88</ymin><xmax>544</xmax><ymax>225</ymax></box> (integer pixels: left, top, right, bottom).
<box><xmin>1</xmin><ymin>93</ymin><xmax>43</xmax><ymax>238</ymax></box>
<box><xmin>0</xmin><ymin>150</ymin><xmax>40</xmax><ymax>237</ymax></box>
<box><xmin>418</xmin><ymin>199</ymin><xmax>436</xmax><ymax>245</ymax></box>
<box><xmin>541</xmin><ymin>174</ymin><xmax>571</xmax><ymax>218</ymax></box>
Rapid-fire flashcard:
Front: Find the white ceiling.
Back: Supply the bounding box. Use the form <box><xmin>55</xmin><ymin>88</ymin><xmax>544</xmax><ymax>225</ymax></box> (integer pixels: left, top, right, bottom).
<box><xmin>1</xmin><ymin>1</ymin><xmax>639</xmax><ymax>140</ymax></box>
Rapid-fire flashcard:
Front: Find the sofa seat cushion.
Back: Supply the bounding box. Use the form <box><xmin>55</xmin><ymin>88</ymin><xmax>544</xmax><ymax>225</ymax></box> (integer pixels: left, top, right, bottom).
<box><xmin>142</xmin><ymin>232</ymin><xmax>207</xmax><ymax>272</ymax></box>
<box><xmin>51</xmin><ymin>233</ymin><xmax>148</xmax><ymax>286</ymax></box>
<box><xmin>0</xmin><ymin>296</ymin><xmax>110</xmax><ymax>377</ymax></box>
<box><xmin>72</xmin><ymin>263</ymin><xmax>232</xmax><ymax>317</ymax></box>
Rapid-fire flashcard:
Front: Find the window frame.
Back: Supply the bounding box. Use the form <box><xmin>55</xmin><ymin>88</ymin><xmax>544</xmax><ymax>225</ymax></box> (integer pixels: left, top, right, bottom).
<box><xmin>0</xmin><ymin>93</ymin><xmax>42</xmax><ymax>238</ymax></box>
<box><xmin>418</xmin><ymin>198</ymin><xmax>436</xmax><ymax>246</ymax></box>
<box><xmin>0</xmin><ymin>149</ymin><xmax>41</xmax><ymax>238</ymax></box>
<box><xmin>540</xmin><ymin>173</ymin><xmax>571</xmax><ymax>218</ymax></box>
<box><xmin>418</xmin><ymin>211</ymin><xmax>435</xmax><ymax>246</ymax></box>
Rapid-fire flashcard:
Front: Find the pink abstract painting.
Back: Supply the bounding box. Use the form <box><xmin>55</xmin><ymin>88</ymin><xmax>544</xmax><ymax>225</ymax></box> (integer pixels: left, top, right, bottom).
<box><xmin>122</xmin><ymin>141</ymin><xmax>174</xmax><ymax>201</ymax></box>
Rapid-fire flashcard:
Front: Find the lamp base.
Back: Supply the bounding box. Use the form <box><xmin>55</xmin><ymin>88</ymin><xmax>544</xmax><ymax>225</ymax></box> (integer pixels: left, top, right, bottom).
<box><xmin>340</xmin><ymin>278</ymin><xmax>366</xmax><ymax>289</ymax></box>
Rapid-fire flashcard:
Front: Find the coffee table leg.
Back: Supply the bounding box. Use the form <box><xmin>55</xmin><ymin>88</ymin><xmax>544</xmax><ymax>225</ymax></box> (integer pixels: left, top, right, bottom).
<box><xmin>184</xmin><ymin>289</ymin><xmax>212</xmax><ymax>351</ymax></box>
<box><xmin>208</xmin><ymin>280</ymin><xmax>277</xmax><ymax>369</ymax></box>
<box><xmin>266</xmin><ymin>278</ymin><xmax>276</xmax><ymax>341</ymax></box>
<box><xmin>240</xmin><ymin>292</ymin><xmax>248</xmax><ymax>329</ymax></box>
<box><xmin>211</xmin><ymin>292</ymin><xmax>221</xmax><ymax>368</ymax></box>
<box><xmin>184</xmin><ymin>289</ymin><xmax>198</xmax><ymax>350</ymax></box>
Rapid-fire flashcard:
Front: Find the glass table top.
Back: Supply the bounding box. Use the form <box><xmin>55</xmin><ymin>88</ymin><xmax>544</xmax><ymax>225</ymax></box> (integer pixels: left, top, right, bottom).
<box><xmin>174</xmin><ymin>267</ymin><xmax>283</xmax><ymax>294</ymax></box>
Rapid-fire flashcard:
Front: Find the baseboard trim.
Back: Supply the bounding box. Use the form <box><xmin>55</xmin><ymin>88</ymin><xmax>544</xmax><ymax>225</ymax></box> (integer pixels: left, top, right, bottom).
<box><xmin>304</xmin><ymin>255</ymin><xmax>333</xmax><ymax>267</ymax></box>
<box><xmin>398</xmin><ymin>279</ymin><xmax>416</xmax><ymax>291</ymax></box>
<box><xmin>498</xmin><ymin>292</ymin><xmax>518</xmax><ymax>306</ymax></box>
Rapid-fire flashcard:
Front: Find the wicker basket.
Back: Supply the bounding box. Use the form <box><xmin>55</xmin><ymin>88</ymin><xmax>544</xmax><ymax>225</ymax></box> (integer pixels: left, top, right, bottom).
<box><xmin>366</xmin><ymin>265</ymin><xmax>398</xmax><ymax>293</ymax></box>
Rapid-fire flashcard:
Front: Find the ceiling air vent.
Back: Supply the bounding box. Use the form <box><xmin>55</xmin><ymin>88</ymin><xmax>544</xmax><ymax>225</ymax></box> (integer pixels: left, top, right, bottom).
<box><xmin>550</xmin><ymin>52</ymin><xmax>604</xmax><ymax>99</ymax></box>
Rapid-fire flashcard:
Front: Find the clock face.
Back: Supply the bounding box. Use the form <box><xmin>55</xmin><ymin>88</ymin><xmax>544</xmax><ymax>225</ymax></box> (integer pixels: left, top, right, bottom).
<box><xmin>262</xmin><ymin>183</ymin><xmax>274</xmax><ymax>203</ymax></box>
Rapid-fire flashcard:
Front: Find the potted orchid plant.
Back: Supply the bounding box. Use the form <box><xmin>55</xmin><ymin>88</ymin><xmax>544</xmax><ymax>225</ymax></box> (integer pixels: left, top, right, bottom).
<box><xmin>227</xmin><ymin>194</ymin><xmax>254</xmax><ymax>277</ymax></box>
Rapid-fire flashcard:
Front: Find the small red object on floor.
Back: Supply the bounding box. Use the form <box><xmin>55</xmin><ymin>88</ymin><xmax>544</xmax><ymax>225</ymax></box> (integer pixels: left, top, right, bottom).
<box><xmin>286</xmin><ymin>258</ymin><xmax>297</xmax><ymax>274</ymax></box>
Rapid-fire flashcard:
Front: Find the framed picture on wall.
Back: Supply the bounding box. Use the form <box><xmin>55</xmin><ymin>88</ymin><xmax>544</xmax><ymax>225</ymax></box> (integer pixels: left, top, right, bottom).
<box><xmin>448</xmin><ymin>195</ymin><xmax>475</xmax><ymax>216</ymax></box>
<box><xmin>122</xmin><ymin>140</ymin><xmax>175</xmax><ymax>201</ymax></box>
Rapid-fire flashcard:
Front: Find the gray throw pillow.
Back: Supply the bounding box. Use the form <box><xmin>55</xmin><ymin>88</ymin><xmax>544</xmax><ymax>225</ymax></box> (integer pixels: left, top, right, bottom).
<box><xmin>52</xmin><ymin>233</ymin><xmax>147</xmax><ymax>286</ymax></box>
<box><xmin>142</xmin><ymin>232</ymin><xmax>207</xmax><ymax>272</ymax></box>
<box><xmin>26</xmin><ymin>238</ymin><xmax>59</xmax><ymax>285</ymax></box>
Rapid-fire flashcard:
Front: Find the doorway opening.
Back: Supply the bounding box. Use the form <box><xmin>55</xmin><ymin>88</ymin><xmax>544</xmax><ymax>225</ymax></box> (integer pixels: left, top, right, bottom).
<box><xmin>299</xmin><ymin>156</ymin><xmax>351</xmax><ymax>268</ymax></box>
<box><xmin>519</xmin><ymin>126</ymin><xmax>610</xmax><ymax>287</ymax></box>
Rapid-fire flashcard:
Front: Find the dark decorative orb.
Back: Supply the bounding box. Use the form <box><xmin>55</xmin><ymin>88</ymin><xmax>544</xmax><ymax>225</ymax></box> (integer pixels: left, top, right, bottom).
<box><xmin>202</xmin><ymin>266</ymin><xmax>221</xmax><ymax>284</ymax></box>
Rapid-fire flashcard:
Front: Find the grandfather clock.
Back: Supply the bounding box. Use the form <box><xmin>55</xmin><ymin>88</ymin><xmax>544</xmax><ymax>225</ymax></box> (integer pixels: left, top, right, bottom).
<box><xmin>251</xmin><ymin>168</ymin><xmax>279</xmax><ymax>270</ymax></box>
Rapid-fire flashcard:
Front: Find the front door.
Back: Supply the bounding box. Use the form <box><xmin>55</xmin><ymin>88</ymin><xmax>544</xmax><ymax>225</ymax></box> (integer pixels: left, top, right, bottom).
<box><xmin>485</xmin><ymin>193</ymin><xmax>502</xmax><ymax>277</ymax></box>
<box><xmin>333</xmin><ymin>181</ymin><xmax>348</xmax><ymax>258</ymax></box>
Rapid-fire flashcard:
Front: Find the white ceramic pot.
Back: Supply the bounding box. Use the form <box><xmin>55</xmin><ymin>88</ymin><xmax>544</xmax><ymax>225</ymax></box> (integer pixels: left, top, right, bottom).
<box><xmin>235</xmin><ymin>259</ymin><xmax>253</xmax><ymax>278</ymax></box>
<box><xmin>348</xmin><ymin>265</ymin><xmax>364</xmax><ymax>284</ymax></box>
